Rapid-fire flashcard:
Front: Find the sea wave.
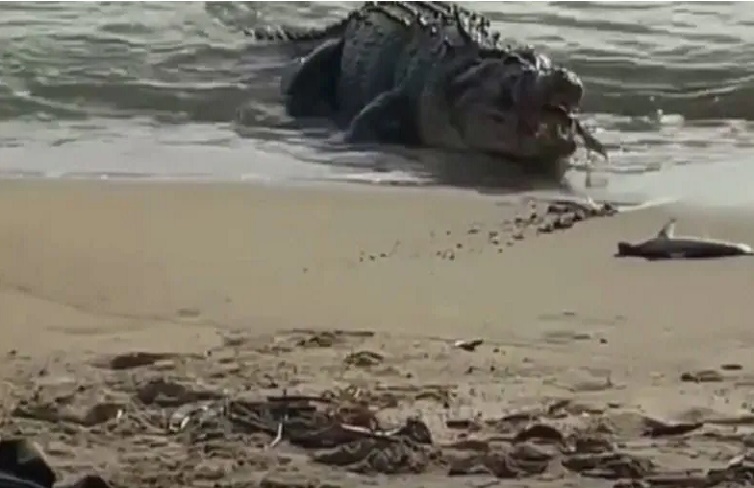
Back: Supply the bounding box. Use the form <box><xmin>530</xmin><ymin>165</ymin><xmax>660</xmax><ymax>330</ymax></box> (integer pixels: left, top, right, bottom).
<box><xmin>0</xmin><ymin>1</ymin><xmax>752</xmax><ymax>124</ymax></box>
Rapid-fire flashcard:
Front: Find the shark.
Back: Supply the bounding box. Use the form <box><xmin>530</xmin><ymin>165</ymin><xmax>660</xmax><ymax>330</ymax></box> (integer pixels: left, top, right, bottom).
<box><xmin>616</xmin><ymin>218</ymin><xmax>754</xmax><ymax>260</ymax></box>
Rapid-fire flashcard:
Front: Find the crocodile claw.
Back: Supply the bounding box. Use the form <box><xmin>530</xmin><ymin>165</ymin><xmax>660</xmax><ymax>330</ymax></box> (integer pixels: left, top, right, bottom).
<box><xmin>574</xmin><ymin>119</ymin><xmax>608</xmax><ymax>161</ymax></box>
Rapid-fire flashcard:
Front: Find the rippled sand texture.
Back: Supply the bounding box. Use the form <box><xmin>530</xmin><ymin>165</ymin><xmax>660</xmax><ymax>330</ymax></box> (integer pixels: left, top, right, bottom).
<box><xmin>2</xmin><ymin>181</ymin><xmax>754</xmax><ymax>487</ymax></box>
<box><xmin>0</xmin><ymin>2</ymin><xmax>753</xmax><ymax>203</ymax></box>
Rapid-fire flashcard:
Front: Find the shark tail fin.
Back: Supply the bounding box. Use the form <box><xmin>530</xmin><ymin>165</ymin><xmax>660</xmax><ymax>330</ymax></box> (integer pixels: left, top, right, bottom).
<box><xmin>657</xmin><ymin>218</ymin><xmax>677</xmax><ymax>239</ymax></box>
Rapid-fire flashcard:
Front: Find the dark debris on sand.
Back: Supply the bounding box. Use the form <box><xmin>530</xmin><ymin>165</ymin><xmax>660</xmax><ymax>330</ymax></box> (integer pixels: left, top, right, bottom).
<box><xmin>360</xmin><ymin>198</ymin><xmax>619</xmax><ymax>264</ymax></box>
<box><xmin>2</xmin><ymin>329</ymin><xmax>753</xmax><ymax>488</ymax></box>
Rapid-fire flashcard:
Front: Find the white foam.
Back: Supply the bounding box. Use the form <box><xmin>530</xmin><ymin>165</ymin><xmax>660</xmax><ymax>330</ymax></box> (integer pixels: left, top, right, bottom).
<box><xmin>614</xmin><ymin>196</ymin><xmax>679</xmax><ymax>213</ymax></box>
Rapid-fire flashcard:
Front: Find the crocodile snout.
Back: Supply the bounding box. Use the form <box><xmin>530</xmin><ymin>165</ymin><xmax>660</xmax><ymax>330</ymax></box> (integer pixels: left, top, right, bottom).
<box><xmin>546</xmin><ymin>67</ymin><xmax>584</xmax><ymax>112</ymax></box>
<box><xmin>511</xmin><ymin>66</ymin><xmax>584</xmax><ymax>137</ymax></box>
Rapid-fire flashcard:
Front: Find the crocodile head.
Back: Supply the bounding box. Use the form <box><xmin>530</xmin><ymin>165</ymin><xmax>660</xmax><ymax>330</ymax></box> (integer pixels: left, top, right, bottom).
<box><xmin>513</xmin><ymin>65</ymin><xmax>585</xmax><ymax>151</ymax></box>
<box><xmin>433</xmin><ymin>56</ymin><xmax>598</xmax><ymax>174</ymax></box>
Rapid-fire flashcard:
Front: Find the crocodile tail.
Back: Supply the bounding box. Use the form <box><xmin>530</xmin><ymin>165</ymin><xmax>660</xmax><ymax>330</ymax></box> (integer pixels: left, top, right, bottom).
<box><xmin>243</xmin><ymin>15</ymin><xmax>351</xmax><ymax>43</ymax></box>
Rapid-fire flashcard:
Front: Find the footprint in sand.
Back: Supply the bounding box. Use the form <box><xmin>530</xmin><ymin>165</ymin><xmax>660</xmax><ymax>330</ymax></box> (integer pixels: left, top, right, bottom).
<box><xmin>176</xmin><ymin>307</ymin><xmax>201</xmax><ymax>319</ymax></box>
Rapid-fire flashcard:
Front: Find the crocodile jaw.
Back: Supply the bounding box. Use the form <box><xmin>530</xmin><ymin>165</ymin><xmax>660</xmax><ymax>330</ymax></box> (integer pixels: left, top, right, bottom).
<box><xmin>515</xmin><ymin>66</ymin><xmax>584</xmax><ymax>137</ymax></box>
<box><xmin>425</xmin><ymin>57</ymin><xmax>593</xmax><ymax>165</ymax></box>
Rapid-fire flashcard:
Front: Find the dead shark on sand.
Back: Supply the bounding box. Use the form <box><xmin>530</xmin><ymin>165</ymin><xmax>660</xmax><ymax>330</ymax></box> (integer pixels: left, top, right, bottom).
<box><xmin>616</xmin><ymin>218</ymin><xmax>754</xmax><ymax>260</ymax></box>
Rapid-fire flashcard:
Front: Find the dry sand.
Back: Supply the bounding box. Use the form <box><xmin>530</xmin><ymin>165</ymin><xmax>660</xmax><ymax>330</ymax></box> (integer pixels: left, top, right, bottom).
<box><xmin>1</xmin><ymin>180</ymin><xmax>754</xmax><ymax>488</ymax></box>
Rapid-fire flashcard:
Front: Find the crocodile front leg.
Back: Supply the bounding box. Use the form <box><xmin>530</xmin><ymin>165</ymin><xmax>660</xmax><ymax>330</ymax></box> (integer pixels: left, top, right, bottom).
<box><xmin>283</xmin><ymin>38</ymin><xmax>344</xmax><ymax>118</ymax></box>
<box><xmin>344</xmin><ymin>88</ymin><xmax>419</xmax><ymax>145</ymax></box>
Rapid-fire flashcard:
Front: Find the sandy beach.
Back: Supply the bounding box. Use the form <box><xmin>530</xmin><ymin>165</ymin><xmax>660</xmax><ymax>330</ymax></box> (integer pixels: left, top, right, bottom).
<box><xmin>2</xmin><ymin>179</ymin><xmax>754</xmax><ymax>488</ymax></box>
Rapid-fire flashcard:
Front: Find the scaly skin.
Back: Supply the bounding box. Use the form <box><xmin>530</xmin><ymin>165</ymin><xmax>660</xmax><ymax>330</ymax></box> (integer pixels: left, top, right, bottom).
<box><xmin>244</xmin><ymin>2</ymin><xmax>607</xmax><ymax>170</ymax></box>
<box><xmin>243</xmin><ymin>1</ymin><xmax>548</xmax><ymax>66</ymax></box>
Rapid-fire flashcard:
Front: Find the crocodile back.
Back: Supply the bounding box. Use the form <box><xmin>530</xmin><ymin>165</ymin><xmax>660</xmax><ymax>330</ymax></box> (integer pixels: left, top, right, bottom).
<box><xmin>337</xmin><ymin>4</ymin><xmax>414</xmax><ymax>121</ymax></box>
<box><xmin>335</xmin><ymin>2</ymin><xmax>489</xmax><ymax>123</ymax></box>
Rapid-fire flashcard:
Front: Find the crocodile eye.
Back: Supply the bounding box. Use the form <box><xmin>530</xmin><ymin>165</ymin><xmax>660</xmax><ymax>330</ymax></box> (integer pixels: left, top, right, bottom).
<box><xmin>502</xmin><ymin>54</ymin><xmax>524</xmax><ymax>66</ymax></box>
<box><xmin>506</xmin><ymin>68</ymin><xmax>540</xmax><ymax>107</ymax></box>
<box><xmin>489</xmin><ymin>112</ymin><xmax>507</xmax><ymax>124</ymax></box>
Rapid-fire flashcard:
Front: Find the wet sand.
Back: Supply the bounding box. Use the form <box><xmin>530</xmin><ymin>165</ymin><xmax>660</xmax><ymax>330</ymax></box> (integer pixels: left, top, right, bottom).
<box><xmin>2</xmin><ymin>180</ymin><xmax>754</xmax><ymax>488</ymax></box>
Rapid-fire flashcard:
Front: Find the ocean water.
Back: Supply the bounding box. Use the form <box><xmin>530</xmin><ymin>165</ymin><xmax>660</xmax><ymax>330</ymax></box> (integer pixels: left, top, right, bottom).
<box><xmin>1</xmin><ymin>1</ymin><xmax>753</xmax><ymax>205</ymax></box>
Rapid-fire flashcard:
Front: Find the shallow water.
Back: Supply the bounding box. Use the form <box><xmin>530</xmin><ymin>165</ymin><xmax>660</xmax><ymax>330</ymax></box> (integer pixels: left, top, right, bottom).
<box><xmin>1</xmin><ymin>2</ymin><xmax>753</xmax><ymax>205</ymax></box>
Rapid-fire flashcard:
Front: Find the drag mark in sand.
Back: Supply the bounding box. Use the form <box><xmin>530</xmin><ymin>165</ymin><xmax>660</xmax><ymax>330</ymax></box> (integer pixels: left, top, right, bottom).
<box><xmin>0</xmin><ymin>277</ymin><xmax>223</xmax><ymax>332</ymax></box>
<box><xmin>356</xmin><ymin>198</ymin><xmax>619</xmax><ymax>265</ymax></box>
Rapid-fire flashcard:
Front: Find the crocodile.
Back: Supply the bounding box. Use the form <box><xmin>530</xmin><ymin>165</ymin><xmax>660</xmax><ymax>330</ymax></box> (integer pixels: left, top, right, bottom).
<box><xmin>243</xmin><ymin>2</ymin><xmax>607</xmax><ymax>175</ymax></box>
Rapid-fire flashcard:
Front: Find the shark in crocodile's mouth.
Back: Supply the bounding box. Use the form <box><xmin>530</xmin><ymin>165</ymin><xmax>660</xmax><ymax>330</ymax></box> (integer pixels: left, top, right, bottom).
<box><xmin>512</xmin><ymin>64</ymin><xmax>607</xmax><ymax>160</ymax></box>
<box><xmin>438</xmin><ymin>55</ymin><xmax>607</xmax><ymax>165</ymax></box>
